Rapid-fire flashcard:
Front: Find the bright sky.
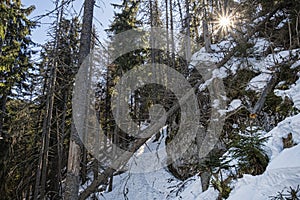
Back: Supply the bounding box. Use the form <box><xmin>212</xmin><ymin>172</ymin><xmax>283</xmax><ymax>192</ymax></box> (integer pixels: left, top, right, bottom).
<box><xmin>22</xmin><ymin>0</ymin><xmax>120</xmax><ymax>44</ymax></box>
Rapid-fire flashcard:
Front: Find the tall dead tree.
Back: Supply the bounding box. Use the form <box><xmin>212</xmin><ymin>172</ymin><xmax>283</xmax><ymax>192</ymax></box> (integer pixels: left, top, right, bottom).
<box><xmin>33</xmin><ymin>1</ymin><xmax>64</xmax><ymax>199</ymax></box>
<box><xmin>64</xmin><ymin>0</ymin><xmax>95</xmax><ymax>199</ymax></box>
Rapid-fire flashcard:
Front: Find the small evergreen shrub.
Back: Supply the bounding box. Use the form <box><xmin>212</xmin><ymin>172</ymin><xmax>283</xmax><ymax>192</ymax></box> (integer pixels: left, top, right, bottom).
<box><xmin>229</xmin><ymin>127</ymin><xmax>269</xmax><ymax>176</ymax></box>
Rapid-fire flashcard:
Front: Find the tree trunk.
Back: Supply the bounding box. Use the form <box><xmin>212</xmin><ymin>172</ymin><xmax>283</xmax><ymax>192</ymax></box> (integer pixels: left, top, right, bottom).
<box><xmin>34</xmin><ymin>57</ymin><xmax>57</xmax><ymax>200</ymax></box>
<box><xmin>202</xmin><ymin>0</ymin><xmax>212</xmax><ymax>53</ymax></box>
<box><xmin>185</xmin><ymin>0</ymin><xmax>191</xmax><ymax>74</ymax></box>
<box><xmin>165</xmin><ymin>0</ymin><xmax>170</xmax><ymax>63</ymax></box>
<box><xmin>177</xmin><ymin>0</ymin><xmax>184</xmax><ymax>27</ymax></box>
<box><xmin>203</xmin><ymin>19</ymin><xmax>212</xmax><ymax>53</ymax></box>
<box><xmin>170</xmin><ymin>0</ymin><xmax>175</xmax><ymax>67</ymax></box>
<box><xmin>64</xmin><ymin>0</ymin><xmax>95</xmax><ymax>199</ymax></box>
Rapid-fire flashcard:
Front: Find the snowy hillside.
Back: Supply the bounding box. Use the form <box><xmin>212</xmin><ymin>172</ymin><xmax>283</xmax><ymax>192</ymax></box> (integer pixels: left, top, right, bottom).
<box><xmin>99</xmin><ymin>42</ymin><xmax>300</xmax><ymax>200</ymax></box>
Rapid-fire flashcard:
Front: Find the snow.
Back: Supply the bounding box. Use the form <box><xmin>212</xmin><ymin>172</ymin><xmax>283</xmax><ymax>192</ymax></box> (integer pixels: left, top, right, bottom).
<box><xmin>247</xmin><ymin>49</ymin><xmax>300</xmax><ymax>94</ymax></box>
<box><xmin>227</xmin><ymin>99</ymin><xmax>241</xmax><ymax>112</ymax></box>
<box><xmin>102</xmin><ymin>168</ymin><xmax>182</xmax><ymax>200</ymax></box>
<box><xmin>102</xmin><ymin>127</ymin><xmax>183</xmax><ymax>200</ymax></box>
<box><xmin>194</xmin><ymin>44</ymin><xmax>300</xmax><ymax>200</ymax></box>
<box><xmin>264</xmin><ymin>113</ymin><xmax>300</xmax><ymax>160</ymax></box>
<box><xmin>275</xmin><ymin>77</ymin><xmax>300</xmax><ymax>109</ymax></box>
<box><xmin>102</xmin><ymin>171</ymin><xmax>219</xmax><ymax>200</ymax></box>
<box><xmin>267</xmin><ymin>144</ymin><xmax>300</xmax><ymax>170</ymax></box>
<box><xmin>211</xmin><ymin>40</ymin><xmax>236</xmax><ymax>52</ymax></box>
<box><xmin>189</xmin><ymin>49</ymin><xmax>227</xmax><ymax>92</ymax></box>
<box><xmin>190</xmin><ymin>50</ymin><xmax>223</xmax><ymax>66</ymax></box>
<box><xmin>227</xmin><ymin>51</ymin><xmax>300</xmax><ymax>200</ymax></box>
<box><xmin>291</xmin><ymin>60</ymin><xmax>300</xmax><ymax>69</ymax></box>
<box><xmin>228</xmin><ymin>144</ymin><xmax>300</xmax><ymax>200</ymax></box>
<box><xmin>173</xmin><ymin>183</ymin><xmax>219</xmax><ymax>200</ymax></box>
<box><xmin>250</xmin><ymin>38</ymin><xmax>270</xmax><ymax>55</ymax></box>
<box><xmin>218</xmin><ymin>99</ymin><xmax>242</xmax><ymax>116</ymax></box>
<box><xmin>196</xmin><ymin>187</ymin><xmax>219</xmax><ymax>200</ymax></box>
<box><xmin>168</xmin><ymin>176</ymin><xmax>203</xmax><ymax>200</ymax></box>
<box><xmin>189</xmin><ymin>40</ymin><xmax>236</xmax><ymax>68</ymax></box>
<box><xmin>265</xmin><ymin>49</ymin><xmax>299</xmax><ymax>67</ymax></box>
<box><xmin>246</xmin><ymin>73</ymin><xmax>272</xmax><ymax>92</ymax></box>
<box><xmin>227</xmin><ymin>79</ymin><xmax>300</xmax><ymax>199</ymax></box>
<box><xmin>276</xmin><ymin>18</ymin><xmax>289</xmax><ymax>29</ymax></box>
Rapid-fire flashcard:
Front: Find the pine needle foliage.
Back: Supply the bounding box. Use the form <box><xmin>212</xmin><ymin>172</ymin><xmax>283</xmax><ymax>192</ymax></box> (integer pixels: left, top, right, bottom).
<box><xmin>229</xmin><ymin>127</ymin><xmax>269</xmax><ymax>176</ymax></box>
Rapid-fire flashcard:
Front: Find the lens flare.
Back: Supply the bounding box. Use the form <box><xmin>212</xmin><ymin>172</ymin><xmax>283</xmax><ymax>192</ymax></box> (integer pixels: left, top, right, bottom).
<box><xmin>213</xmin><ymin>9</ymin><xmax>236</xmax><ymax>37</ymax></box>
<box><xmin>219</xmin><ymin>16</ymin><xmax>231</xmax><ymax>28</ymax></box>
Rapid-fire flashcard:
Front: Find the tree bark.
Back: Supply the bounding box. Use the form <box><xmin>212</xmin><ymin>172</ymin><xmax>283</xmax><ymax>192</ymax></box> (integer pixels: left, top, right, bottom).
<box><xmin>202</xmin><ymin>0</ymin><xmax>212</xmax><ymax>53</ymax></box>
<box><xmin>203</xmin><ymin>19</ymin><xmax>212</xmax><ymax>53</ymax></box>
<box><xmin>252</xmin><ymin>74</ymin><xmax>278</xmax><ymax>114</ymax></box>
<box><xmin>165</xmin><ymin>0</ymin><xmax>170</xmax><ymax>63</ymax></box>
<box><xmin>64</xmin><ymin>0</ymin><xmax>95</xmax><ymax>199</ymax></box>
<box><xmin>185</xmin><ymin>0</ymin><xmax>191</xmax><ymax>73</ymax></box>
<box><xmin>170</xmin><ymin>0</ymin><xmax>175</xmax><ymax>67</ymax></box>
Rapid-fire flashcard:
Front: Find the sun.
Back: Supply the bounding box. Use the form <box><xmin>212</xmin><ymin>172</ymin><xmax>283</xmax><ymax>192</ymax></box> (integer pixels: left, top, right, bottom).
<box><xmin>219</xmin><ymin>16</ymin><xmax>231</xmax><ymax>28</ymax></box>
<box><xmin>217</xmin><ymin>13</ymin><xmax>234</xmax><ymax>33</ymax></box>
<box><xmin>213</xmin><ymin>10</ymin><xmax>235</xmax><ymax>36</ymax></box>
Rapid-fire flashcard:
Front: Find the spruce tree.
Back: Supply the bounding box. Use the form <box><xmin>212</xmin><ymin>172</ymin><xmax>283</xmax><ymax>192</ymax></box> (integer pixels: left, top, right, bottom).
<box><xmin>0</xmin><ymin>0</ymin><xmax>35</xmax><ymax>198</ymax></box>
<box><xmin>104</xmin><ymin>0</ymin><xmax>146</xmax><ymax>146</ymax></box>
<box><xmin>0</xmin><ymin>0</ymin><xmax>35</xmax><ymax>139</ymax></box>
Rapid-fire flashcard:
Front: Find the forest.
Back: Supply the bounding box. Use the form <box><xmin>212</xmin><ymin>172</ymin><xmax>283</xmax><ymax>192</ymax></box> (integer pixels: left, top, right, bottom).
<box><xmin>0</xmin><ymin>0</ymin><xmax>300</xmax><ymax>199</ymax></box>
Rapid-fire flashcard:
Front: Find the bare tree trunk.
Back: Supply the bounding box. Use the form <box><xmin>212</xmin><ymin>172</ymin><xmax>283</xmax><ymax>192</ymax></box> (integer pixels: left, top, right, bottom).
<box><xmin>34</xmin><ymin>1</ymin><xmax>65</xmax><ymax>198</ymax></box>
<box><xmin>203</xmin><ymin>19</ymin><xmax>212</xmax><ymax>53</ymax></box>
<box><xmin>34</xmin><ymin>55</ymin><xmax>57</xmax><ymax>200</ymax></box>
<box><xmin>165</xmin><ymin>0</ymin><xmax>170</xmax><ymax>62</ymax></box>
<box><xmin>0</xmin><ymin>93</ymin><xmax>9</xmax><ymax>196</ymax></box>
<box><xmin>177</xmin><ymin>0</ymin><xmax>184</xmax><ymax>27</ymax></box>
<box><xmin>252</xmin><ymin>74</ymin><xmax>278</xmax><ymax>115</ymax></box>
<box><xmin>170</xmin><ymin>0</ymin><xmax>175</xmax><ymax>67</ymax></box>
<box><xmin>64</xmin><ymin>0</ymin><xmax>95</xmax><ymax>199</ymax></box>
<box><xmin>296</xmin><ymin>14</ymin><xmax>300</xmax><ymax>47</ymax></box>
<box><xmin>150</xmin><ymin>0</ymin><xmax>155</xmax><ymax>64</ymax></box>
<box><xmin>192</xmin><ymin>2</ymin><xmax>200</xmax><ymax>49</ymax></box>
<box><xmin>288</xmin><ymin>20</ymin><xmax>292</xmax><ymax>49</ymax></box>
<box><xmin>203</xmin><ymin>0</ymin><xmax>212</xmax><ymax>53</ymax></box>
<box><xmin>185</xmin><ymin>0</ymin><xmax>191</xmax><ymax>74</ymax></box>
<box><xmin>40</xmin><ymin>64</ymin><xmax>57</xmax><ymax>199</ymax></box>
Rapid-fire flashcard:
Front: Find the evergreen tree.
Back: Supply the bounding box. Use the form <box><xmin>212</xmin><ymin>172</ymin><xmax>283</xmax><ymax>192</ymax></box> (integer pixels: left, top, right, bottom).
<box><xmin>229</xmin><ymin>126</ymin><xmax>269</xmax><ymax>176</ymax></box>
<box><xmin>104</xmin><ymin>0</ymin><xmax>146</xmax><ymax>145</ymax></box>
<box><xmin>0</xmin><ymin>0</ymin><xmax>35</xmax><ymax>198</ymax></box>
<box><xmin>107</xmin><ymin>0</ymin><xmax>144</xmax><ymax>75</ymax></box>
<box><xmin>0</xmin><ymin>0</ymin><xmax>35</xmax><ymax>139</ymax></box>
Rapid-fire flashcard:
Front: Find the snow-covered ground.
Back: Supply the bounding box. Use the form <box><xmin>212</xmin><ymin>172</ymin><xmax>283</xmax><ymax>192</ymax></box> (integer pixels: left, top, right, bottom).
<box><xmin>228</xmin><ymin>144</ymin><xmax>300</xmax><ymax>200</ymax></box>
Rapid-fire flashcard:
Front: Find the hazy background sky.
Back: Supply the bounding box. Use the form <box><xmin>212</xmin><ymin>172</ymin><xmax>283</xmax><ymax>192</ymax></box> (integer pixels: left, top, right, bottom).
<box><xmin>22</xmin><ymin>0</ymin><xmax>120</xmax><ymax>45</ymax></box>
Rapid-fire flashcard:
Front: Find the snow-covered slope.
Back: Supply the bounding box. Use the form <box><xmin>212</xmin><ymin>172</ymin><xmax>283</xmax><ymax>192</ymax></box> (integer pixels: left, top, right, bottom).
<box><xmin>228</xmin><ymin>144</ymin><xmax>300</xmax><ymax>200</ymax></box>
<box><xmin>98</xmin><ymin>43</ymin><xmax>300</xmax><ymax>200</ymax></box>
